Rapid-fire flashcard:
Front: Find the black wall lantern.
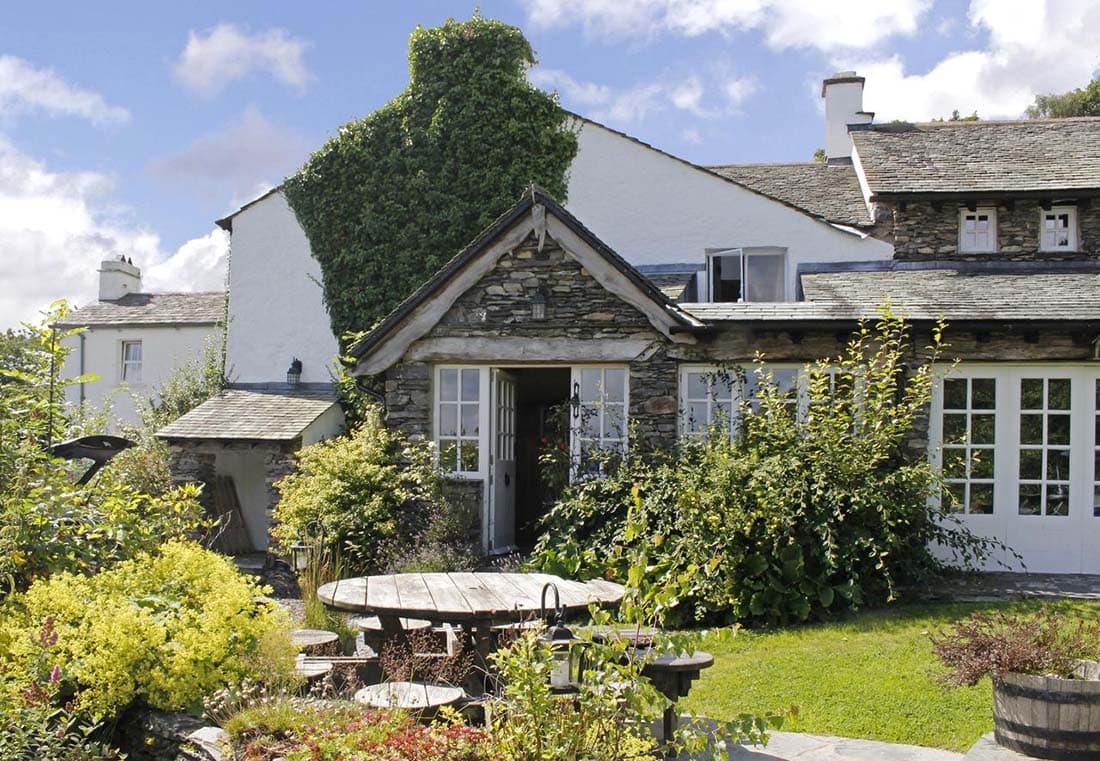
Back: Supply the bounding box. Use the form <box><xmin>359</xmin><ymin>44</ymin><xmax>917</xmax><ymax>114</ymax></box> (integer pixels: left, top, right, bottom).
<box><xmin>540</xmin><ymin>582</ymin><xmax>581</xmax><ymax>692</ymax></box>
<box><xmin>529</xmin><ymin>286</ymin><xmax>548</xmax><ymax>321</ymax></box>
<box><xmin>286</xmin><ymin>357</ymin><xmax>302</xmax><ymax>387</ymax></box>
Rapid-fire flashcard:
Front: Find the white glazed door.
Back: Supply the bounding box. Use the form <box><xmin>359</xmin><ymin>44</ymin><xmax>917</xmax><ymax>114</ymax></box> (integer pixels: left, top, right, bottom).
<box><xmin>489</xmin><ymin>369</ymin><xmax>517</xmax><ymax>552</ymax></box>
<box><xmin>570</xmin><ymin>366</ymin><xmax>629</xmax><ymax>480</ymax></box>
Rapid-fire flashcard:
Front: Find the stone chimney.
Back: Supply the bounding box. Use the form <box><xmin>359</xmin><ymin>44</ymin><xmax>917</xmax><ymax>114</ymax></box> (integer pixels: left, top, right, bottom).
<box><xmin>98</xmin><ymin>256</ymin><xmax>142</xmax><ymax>301</ymax></box>
<box><xmin>821</xmin><ymin>71</ymin><xmax>873</xmax><ymax>162</ymax></box>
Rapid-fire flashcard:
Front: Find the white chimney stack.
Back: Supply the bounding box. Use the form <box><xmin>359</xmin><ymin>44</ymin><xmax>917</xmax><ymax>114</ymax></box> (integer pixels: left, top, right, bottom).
<box><xmin>822</xmin><ymin>71</ymin><xmax>873</xmax><ymax>162</ymax></box>
<box><xmin>98</xmin><ymin>256</ymin><xmax>142</xmax><ymax>301</ymax></box>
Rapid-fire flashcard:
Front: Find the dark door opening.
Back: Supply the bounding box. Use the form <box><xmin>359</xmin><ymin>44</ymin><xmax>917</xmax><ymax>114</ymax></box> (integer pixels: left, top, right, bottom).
<box><xmin>510</xmin><ymin>367</ymin><xmax>571</xmax><ymax>549</ymax></box>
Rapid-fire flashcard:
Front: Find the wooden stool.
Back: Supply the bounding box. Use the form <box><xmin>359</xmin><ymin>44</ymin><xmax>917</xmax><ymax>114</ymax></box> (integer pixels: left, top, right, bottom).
<box><xmin>354</xmin><ymin>681</ymin><xmax>465</xmax><ymax>715</ymax></box>
<box><xmin>294</xmin><ymin>656</ymin><xmax>333</xmax><ymax>685</ymax></box>
<box><xmin>291</xmin><ymin>628</ymin><xmax>340</xmax><ymax>656</ymax></box>
<box><xmin>350</xmin><ymin>616</ymin><xmax>432</xmax><ymax>655</ymax></box>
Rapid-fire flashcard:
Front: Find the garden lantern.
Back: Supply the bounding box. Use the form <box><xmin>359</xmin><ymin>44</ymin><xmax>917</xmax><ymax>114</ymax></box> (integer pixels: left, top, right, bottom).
<box><xmin>289</xmin><ymin>519</ymin><xmax>325</xmax><ymax>573</ymax></box>
<box><xmin>286</xmin><ymin>357</ymin><xmax>302</xmax><ymax>387</ymax></box>
<box><xmin>540</xmin><ymin>582</ymin><xmax>581</xmax><ymax>692</ymax></box>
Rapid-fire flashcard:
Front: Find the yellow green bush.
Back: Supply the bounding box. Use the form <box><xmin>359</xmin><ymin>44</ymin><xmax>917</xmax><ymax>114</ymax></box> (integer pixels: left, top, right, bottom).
<box><xmin>0</xmin><ymin>541</ymin><xmax>295</xmax><ymax>722</ymax></box>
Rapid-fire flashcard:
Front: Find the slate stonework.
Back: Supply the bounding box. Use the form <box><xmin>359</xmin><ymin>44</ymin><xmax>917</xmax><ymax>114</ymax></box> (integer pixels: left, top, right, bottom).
<box><xmin>891</xmin><ymin>200</ymin><xmax>1100</xmax><ymax>260</ymax></box>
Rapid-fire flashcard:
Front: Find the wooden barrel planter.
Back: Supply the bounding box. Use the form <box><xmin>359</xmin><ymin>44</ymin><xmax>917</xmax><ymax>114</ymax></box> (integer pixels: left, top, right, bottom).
<box><xmin>993</xmin><ymin>661</ymin><xmax>1100</xmax><ymax>760</ymax></box>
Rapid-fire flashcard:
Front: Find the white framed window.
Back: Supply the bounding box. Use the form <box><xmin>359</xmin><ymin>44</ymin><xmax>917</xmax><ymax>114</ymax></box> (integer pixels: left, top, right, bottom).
<box><xmin>1040</xmin><ymin>206</ymin><xmax>1077</xmax><ymax>252</ymax></box>
<box><xmin>436</xmin><ymin>366</ymin><xmax>483</xmax><ymax>476</ymax></box>
<box><xmin>959</xmin><ymin>208</ymin><xmax>996</xmax><ymax>253</ymax></box>
<box><xmin>680</xmin><ymin>364</ymin><xmax>800</xmax><ymax>439</ymax></box>
<box><xmin>572</xmin><ymin>366</ymin><xmax>628</xmax><ymax>478</ymax></box>
<box><xmin>1018</xmin><ymin>377</ymin><xmax>1071</xmax><ymax>516</ymax></box>
<box><xmin>940</xmin><ymin>377</ymin><xmax>996</xmax><ymax>514</ymax></box>
<box><xmin>120</xmin><ymin>340</ymin><xmax>142</xmax><ymax>384</ymax></box>
<box><xmin>704</xmin><ymin>247</ymin><xmax>786</xmax><ymax>303</ymax></box>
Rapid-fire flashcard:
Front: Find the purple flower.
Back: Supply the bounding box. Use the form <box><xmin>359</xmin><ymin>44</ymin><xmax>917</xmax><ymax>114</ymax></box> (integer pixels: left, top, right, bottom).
<box><xmin>49</xmin><ymin>665</ymin><xmax>61</xmax><ymax>684</ymax></box>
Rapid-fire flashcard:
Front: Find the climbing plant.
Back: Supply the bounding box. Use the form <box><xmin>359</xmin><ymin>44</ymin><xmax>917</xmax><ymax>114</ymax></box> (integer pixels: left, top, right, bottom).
<box><xmin>283</xmin><ymin>15</ymin><xmax>578</xmax><ymax>345</ymax></box>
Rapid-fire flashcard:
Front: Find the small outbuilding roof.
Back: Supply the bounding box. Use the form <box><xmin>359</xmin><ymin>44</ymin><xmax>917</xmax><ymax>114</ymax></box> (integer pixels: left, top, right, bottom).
<box><xmin>707</xmin><ymin>162</ymin><xmax>874</xmax><ymax>228</ymax></box>
<box><xmin>57</xmin><ymin>292</ymin><xmax>226</xmax><ymax>328</ymax></box>
<box><xmin>850</xmin><ymin>118</ymin><xmax>1100</xmax><ymax>197</ymax></box>
<box><xmin>156</xmin><ymin>389</ymin><xmax>338</xmax><ymax>442</ymax></box>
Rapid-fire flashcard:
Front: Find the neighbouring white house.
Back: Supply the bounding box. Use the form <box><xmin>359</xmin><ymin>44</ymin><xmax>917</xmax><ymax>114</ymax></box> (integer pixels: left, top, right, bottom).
<box><xmin>58</xmin><ymin>256</ymin><xmax>225</xmax><ymax>429</ymax></box>
<box><xmin>160</xmin><ymin>70</ymin><xmax>1100</xmax><ymax>574</ymax></box>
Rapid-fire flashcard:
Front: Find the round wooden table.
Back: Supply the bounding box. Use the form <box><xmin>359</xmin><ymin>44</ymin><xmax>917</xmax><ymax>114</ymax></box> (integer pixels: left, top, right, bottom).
<box><xmin>317</xmin><ymin>571</ymin><xmax>625</xmax><ymax>681</ymax></box>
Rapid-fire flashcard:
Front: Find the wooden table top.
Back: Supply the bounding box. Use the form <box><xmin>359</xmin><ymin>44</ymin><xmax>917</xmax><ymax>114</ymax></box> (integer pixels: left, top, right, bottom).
<box><xmin>317</xmin><ymin>571</ymin><xmax>625</xmax><ymax>623</ymax></box>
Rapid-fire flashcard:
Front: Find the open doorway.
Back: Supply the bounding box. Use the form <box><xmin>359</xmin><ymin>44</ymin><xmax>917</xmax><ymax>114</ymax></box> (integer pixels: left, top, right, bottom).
<box><xmin>498</xmin><ymin>367</ymin><xmax>571</xmax><ymax>550</ymax></box>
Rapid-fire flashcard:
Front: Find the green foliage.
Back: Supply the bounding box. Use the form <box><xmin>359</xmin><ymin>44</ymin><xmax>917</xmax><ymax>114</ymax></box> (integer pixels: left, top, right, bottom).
<box><xmin>0</xmin><ymin>327</ymin><xmax>37</xmax><ymax>375</ymax></box>
<box><xmin>1027</xmin><ymin>77</ymin><xmax>1100</xmax><ymax>118</ymax></box>
<box><xmin>0</xmin><ymin>541</ymin><xmax>295</xmax><ymax>722</ymax></box>
<box><xmin>283</xmin><ymin>15</ymin><xmax>578</xmax><ymax>344</ymax></box>
<box><xmin>932</xmin><ymin>109</ymin><xmax>980</xmax><ymax>122</ymax></box>
<box><xmin>535</xmin><ymin>313</ymin><xmax>1002</xmax><ymax>626</ymax></box>
<box><xmin>273</xmin><ymin>405</ymin><xmax>478</xmax><ymax>574</ymax></box>
<box><xmin>0</xmin><ymin>304</ymin><xmax>209</xmax><ymax>595</ymax></box>
<box><xmin>812</xmin><ymin>147</ymin><xmax>826</xmax><ymax>162</ymax></box>
<box><xmin>136</xmin><ymin>332</ymin><xmax>227</xmax><ymax>432</ymax></box>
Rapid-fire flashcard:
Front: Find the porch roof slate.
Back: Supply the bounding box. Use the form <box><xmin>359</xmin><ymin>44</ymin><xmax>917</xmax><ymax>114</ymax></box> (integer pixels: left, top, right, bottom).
<box><xmin>681</xmin><ymin>266</ymin><xmax>1100</xmax><ymax>323</ymax></box>
<box><xmin>156</xmin><ymin>389</ymin><xmax>338</xmax><ymax>441</ymax></box>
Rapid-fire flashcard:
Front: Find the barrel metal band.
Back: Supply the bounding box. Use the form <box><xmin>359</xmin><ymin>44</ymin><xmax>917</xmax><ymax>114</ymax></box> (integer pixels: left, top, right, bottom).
<box><xmin>996</xmin><ymin>730</ymin><xmax>1100</xmax><ymax>761</ymax></box>
<box><xmin>996</xmin><ymin>679</ymin><xmax>1100</xmax><ymax>705</ymax></box>
<box><xmin>997</xmin><ymin>718</ymin><xmax>1100</xmax><ymax>742</ymax></box>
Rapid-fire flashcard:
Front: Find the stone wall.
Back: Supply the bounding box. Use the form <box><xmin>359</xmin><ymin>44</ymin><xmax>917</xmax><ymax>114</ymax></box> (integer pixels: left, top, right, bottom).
<box><xmin>891</xmin><ymin>200</ymin><xmax>1100</xmax><ymax>261</ymax></box>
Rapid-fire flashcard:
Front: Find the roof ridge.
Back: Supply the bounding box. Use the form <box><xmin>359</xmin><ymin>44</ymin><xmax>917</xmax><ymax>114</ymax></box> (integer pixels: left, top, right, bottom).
<box><xmin>867</xmin><ymin>116</ymin><xmax>1100</xmax><ymax>130</ymax></box>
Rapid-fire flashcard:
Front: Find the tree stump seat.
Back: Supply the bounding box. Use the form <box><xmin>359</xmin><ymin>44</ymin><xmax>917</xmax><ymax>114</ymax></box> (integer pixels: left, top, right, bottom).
<box><xmin>291</xmin><ymin>628</ymin><xmax>340</xmax><ymax>656</ymax></box>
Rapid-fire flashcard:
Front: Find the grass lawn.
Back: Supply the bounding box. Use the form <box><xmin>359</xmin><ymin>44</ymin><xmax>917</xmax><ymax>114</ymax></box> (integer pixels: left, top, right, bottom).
<box><xmin>681</xmin><ymin>598</ymin><xmax>1100</xmax><ymax>752</ymax></box>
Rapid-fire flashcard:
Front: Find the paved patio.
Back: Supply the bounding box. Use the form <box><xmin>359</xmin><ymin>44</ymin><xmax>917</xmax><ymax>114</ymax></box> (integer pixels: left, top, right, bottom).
<box><xmin>932</xmin><ymin>572</ymin><xmax>1100</xmax><ymax>602</ymax></box>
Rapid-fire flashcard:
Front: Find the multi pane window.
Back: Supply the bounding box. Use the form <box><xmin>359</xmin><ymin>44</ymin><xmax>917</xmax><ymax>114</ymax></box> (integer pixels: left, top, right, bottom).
<box><xmin>121</xmin><ymin>341</ymin><xmax>142</xmax><ymax>384</ymax></box>
<box><xmin>706</xmin><ymin>249</ymin><xmax>786</xmax><ymax>303</ymax></box>
<box><xmin>682</xmin><ymin>366</ymin><xmax>799</xmax><ymax>438</ymax></box>
<box><xmin>574</xmin><ymin>367</ymin><xmax>627</xmax><ymax>476</ymax></box>
<box><xmin>495</xmin><ymin>373</ymin><xmax>515</xmax><ymax>463</ymax></box>
<box><xmin>1040</xmin><ymin>207</ymin><xmax>1077</xmax><ymax>252</ymax></box>
<box><xmin>959</xmin><ymin>208</ymin><xmax>996</xmax><ymax>253</ymax></box>
<box><xmin>940</xmin><ymin>378</ymin><xmax>996</xmax><ymax>514</ymax></box>
<box><xmin>438</xmin><ymin>367</ymin><xmax>481</xmax><ymax>474</ymax></box>
<box><xmin>1018</xmin><ymin>378</ymin><xmax>1071</xmax><ymax>516</ymax></box>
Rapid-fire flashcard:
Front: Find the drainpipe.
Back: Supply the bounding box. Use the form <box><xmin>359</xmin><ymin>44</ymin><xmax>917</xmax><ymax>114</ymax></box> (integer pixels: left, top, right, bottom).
<box><xmin>78</xmin><ymin>333</ymin><xmax>86</xmax><ymax>405</ymax></box>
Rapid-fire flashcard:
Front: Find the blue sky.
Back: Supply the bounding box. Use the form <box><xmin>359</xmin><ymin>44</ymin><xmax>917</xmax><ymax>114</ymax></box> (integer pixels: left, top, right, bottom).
<box><xmin>1</xmin><ymin>0</ymin><xmax>1098</xmax><ymax>329</ymax></box>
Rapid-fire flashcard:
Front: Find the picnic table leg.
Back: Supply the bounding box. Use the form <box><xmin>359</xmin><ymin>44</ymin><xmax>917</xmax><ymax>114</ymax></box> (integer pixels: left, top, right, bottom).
<box><xmin>472</xmin><ymin>621</ymin><xmax>496</xmax><ymax>693</ymax></box>
<box><xmin>378</xmin><ymin>615</ymin><xmax>408</xmax><ymax>655</ymax></box>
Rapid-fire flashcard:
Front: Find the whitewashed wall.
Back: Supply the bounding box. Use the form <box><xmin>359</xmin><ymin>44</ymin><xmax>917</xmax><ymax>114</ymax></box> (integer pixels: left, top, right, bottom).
<box><xmin>214</xmin><ymin>450</ymin><xmax>270</xmax><ymax>550</ymax></box>
<box><xmin>62</xmin><ymin>324</ymin><xmax>217</xmax><ymax>429</ymax></box>
<box><xmin>566</xmin><ymin>121</ymin><xmax>893</xmax><ymax>299</ymax></box>
<box><xmin>226</xmin><ymin>191</ymin><xmax>340</xmax><ymax>386</ymax></box>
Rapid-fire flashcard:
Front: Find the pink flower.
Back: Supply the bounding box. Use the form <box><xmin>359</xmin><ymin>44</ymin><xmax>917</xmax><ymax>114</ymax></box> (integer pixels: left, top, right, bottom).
<box><xmin>49</xmin><ymin>665</ymin><xmax>61</xmax><ymax>684</ymax></box>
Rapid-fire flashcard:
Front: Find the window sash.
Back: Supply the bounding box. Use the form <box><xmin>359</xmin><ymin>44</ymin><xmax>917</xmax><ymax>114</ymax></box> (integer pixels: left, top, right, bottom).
<box><xmin>436</xmin><ymin>367</ymin><xmax>482</xmax><ymax>476</ymax></box>
<box><xmin>680</xmin><ymin>365</ymin><xmax>801</xmax><ymax>439</ymax></box>
<box><xmin>1040</xmin><ymin>207</ymin><xmax>1076</xmax><ymax>251</ymax></box>
<box><xmin>121</xmin><ymin>341</ymin><xmax>142</xmax><ymax>383</ymax></box>
<box><xmin>706</xmin><ymin>250</ymin><xmax>785</xmax><ymax>303</ymax></box>
<box><xmin>572</xmin><ymin>366</ymin><xmax>628</xmax><ymax>478</ymax></box>
<box><xmin>959</xmin><ymin>209</ymin><xmax>996</xmax><ymax>252</ymax></box>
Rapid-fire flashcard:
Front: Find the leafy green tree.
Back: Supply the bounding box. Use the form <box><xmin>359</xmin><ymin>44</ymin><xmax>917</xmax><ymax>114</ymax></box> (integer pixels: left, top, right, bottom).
<box><xmin>0</xmin><ymin>328</ymin><xmax>36</xmax><ymax>375</ymax></box>
<box><xmin>1027</xmin><ymin>77</ymin><xmax>1100</xmax><ymax>118</ymax></box>
<box><xmin>283</xmin><ymin>15</ymin><xmax>578</xmax><ymax>344</ymax></box>
<box><xmin>932</xmin><ymin>109</ymin><xmax>979</xmax><ymax>122</ymax></box>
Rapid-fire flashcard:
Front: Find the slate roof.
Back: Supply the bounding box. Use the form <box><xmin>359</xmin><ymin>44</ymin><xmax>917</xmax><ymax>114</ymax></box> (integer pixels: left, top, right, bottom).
<box><xmin>642</xmin><ymin>272</ymin><xmax>696</xmax><ymax>301</ymax></box>
<box><xmin>707</xmin><ymin>162</ymin><xmax>874</xmax><ymax>228</ymax></box>
<box><xmin>850</xmin><ymin>118</ymin><xmax>1100</xmax><ymax>197</ymax></box>
<box><xmin>156</xmin><ymin>389</ymin><xmax>338</xmax><ymax>441</ymax></box>
<box><xmin>680</xmin><ymin>266</ymin><xmax>1100</xmax><ymax>323</ymax></box>
<box><xmin>57</xmin><ymin>292</ymin><xmax>226</xmax><ymax>327</ymax></box>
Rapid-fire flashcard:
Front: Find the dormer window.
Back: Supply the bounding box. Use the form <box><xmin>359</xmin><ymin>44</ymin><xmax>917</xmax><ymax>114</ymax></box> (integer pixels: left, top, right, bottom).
<box><xmin>959</xmin><ymin>208</ymin><xmax>997</xmax><ymax>253</ymax></box>
<box><xmin>704</xmin><ymin>247</ymin><xmax>786</xmax><ymax>303</ymax></box>
<box><xmin>1040</xmin><ymin>206</ymin><xmax>1077</xmax><ymax>252</ymax></box>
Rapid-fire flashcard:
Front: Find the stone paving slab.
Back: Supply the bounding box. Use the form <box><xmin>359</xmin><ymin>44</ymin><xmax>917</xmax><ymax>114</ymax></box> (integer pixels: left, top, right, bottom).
<box><xmin>932</xmin><ymin>572</ymin><xmax>1100</xmax><ymax>603</ymax></box>
<box><xmin>961</xmin><ymin>734</ymin><xmax>1032</xmax><ymax>761</ymax></box>
<box><xmin>724</xmin><ymin>731</ymin><xmax>963</xmax><ymax>761</ymax></box>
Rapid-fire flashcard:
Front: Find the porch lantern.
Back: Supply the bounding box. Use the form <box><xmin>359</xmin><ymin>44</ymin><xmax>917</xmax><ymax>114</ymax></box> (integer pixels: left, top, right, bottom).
<box><xmin>540</xmin><ymin>582</ymin><xmax>581</xmax><ymax>692</ymax></box>
<box><xmin>528</xmin><ymin>286</ymin><xmax>548</xmax><ymax>321</ymax></box>
<box><xmin>289</xmin><ymin>519</ymin><xmax>326</xmax><ymax>573</ymax></box>
<box><xmin>286</xmin><ymin>357</ymin><xmax>303</xmax><ymax>387</ymax></box>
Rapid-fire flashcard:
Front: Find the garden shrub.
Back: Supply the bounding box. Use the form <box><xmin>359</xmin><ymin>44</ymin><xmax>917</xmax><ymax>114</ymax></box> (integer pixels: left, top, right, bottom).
<box><xmin>273</xmin><ymin>406</ymin><xmax>479</xmax><ymax>575</ymax></box>
<box><xmin>283</xmin><ymin>14</ymin><xmax>577</xmax><ymax>344</ymax></box>
<box><xmin>0</xmin><ymin>304</ymin><xmax>209</xmax><ymax>596</ymax></box>
<box><xmin>0</xmin><ymin>540</ymin><xmax>295</xmax><ymax>722</ymax></box>
<box><xmin>536</xmin><ymin>313</ymin><xmax>1002</xmax><ymax>625</ymax></box>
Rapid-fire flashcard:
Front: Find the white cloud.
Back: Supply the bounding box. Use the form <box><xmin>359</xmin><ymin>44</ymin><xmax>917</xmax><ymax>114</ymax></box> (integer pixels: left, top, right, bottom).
<box><xmin>173</xmin><ymin>23</ymin><xmax>310</xmax><ymax>96</ymax></box>
<box><xmin>522</xmin><ymin>0</ymin><xmax>931</xmax><ymax>52</ymax></box>
<box><xmin>530</xmin><ymin>66</ymin><xmax>755</xmax><ymax>126</ymax></box>
<box><xmin>0</xmin><ymin>135</ymin><xmax>227</xmax><ymax>329</ymax></box>
<box><xmin>148</xmin><ymin>107</ymin><xmax>310</xmax><ymax>208</ymax></box>
<box><xmin>0</xmin><ymin>55</ymin><xmax>129</xmax><ymax>126</ymax></box>
<box><xmin>841</xmin><ymin>0</ymin><xmax>1100</xmax><ymax>120</ymax></box>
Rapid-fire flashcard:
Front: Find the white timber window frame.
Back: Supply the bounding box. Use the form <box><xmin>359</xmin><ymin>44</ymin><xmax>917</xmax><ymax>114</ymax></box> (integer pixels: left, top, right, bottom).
<box><xmin>679</xmin><ymin>364</ymin><xmax>801</xmax><ymax>439</ymax></box>
<box><xmin>434</xmin><ymin>366</ymin><xmax>489</xmax><ymax>478</ymax></box>
<box><xmin>1039</xmin><ymin>206</ymin><xmax>1078</xmax><ymax>252</ymax></box>
<box><xmin>571</xmin><ymin>366</ymin><xmax>629</xmax><ymax>479</ymax></box>
<box><xmin>703</xmin><ymin>247</ymin><xmax>787</xmax><ymax>303</ymax></box>
<box><xmin>939</xmin><ymin>376</ymin><xmax>997</xmax><ymax>515</ymax></box>
<box><xmin>120</xmin><ymin>340</ymin><xmax>142</xmax><ymax>384</ymax></box>
<box><xmin>958</xmin><ymin>207</ymin><xmax>997</xmax><ymax>253</ymax></box>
